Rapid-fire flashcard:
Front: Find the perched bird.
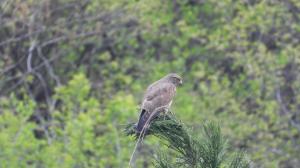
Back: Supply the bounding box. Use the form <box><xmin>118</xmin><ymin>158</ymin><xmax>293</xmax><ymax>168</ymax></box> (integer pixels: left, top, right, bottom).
<box><xmin>136</xmin><ymin>73</ymin><xmax>183</xmax><ymax>134</ymax></box>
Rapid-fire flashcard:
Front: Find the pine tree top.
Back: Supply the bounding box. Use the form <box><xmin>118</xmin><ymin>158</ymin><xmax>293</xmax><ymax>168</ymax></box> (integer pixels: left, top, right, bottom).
<box><xmin>125</xmin><ymin>114</ymin><xmax>250</xmax><ymax>168</ymax></box>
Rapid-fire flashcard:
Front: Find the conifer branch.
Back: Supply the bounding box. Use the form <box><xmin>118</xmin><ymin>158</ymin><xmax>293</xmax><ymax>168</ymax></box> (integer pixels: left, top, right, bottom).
<box><xmin>125</xmin><ymin>114</ymin><xmax>250</xmax><ymax>168</ymax></box>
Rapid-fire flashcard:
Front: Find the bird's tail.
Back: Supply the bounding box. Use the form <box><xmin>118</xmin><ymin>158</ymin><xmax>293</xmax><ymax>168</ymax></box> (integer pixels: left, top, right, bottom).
<box><xmin>136</xmin><ymin>108</ymin><xmax>162</xmax><ymax>134</ymax></box>
<box><xmin>136</xmin><ymin>109</ymin><xmax>150</xmax><ymax>133</ymax></box>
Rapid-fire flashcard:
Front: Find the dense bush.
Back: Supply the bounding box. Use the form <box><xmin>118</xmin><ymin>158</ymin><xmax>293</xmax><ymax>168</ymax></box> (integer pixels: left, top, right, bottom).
<box><xmin>1</xmin><ymin>0</ymin><xmax>300</xmax><ymax>167</ymax></box>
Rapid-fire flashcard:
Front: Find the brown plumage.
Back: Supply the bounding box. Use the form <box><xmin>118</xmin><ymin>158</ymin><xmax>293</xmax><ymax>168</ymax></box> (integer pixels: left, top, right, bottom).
<box><xmin>136</xmin><ymin>73</ymin><xmax>183</xmax><ymax>133</ymax></box>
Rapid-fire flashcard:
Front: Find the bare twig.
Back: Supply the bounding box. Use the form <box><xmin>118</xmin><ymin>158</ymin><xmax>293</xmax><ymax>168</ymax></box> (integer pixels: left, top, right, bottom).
<box><xmin>27</xmin><ymin>40</ymin><xmax>37</xmax><ymax>73</ymax></box>
<box><xmin>40</xmin><ymin>30</ymin><xmax>102</xmax><ymax>47</ymax></box>
<box><xmin>275</xmin><ymin>88</ymin><xmax>289</xmax><ymax>115</ymax></box>
<box><xmin>276</xmin><ymin>88</ymin><xmax>300</xmax><ymax>132</ymax></box>
<box><xmin>37</xmin><ymin>46</ymin><xmax>61</xmax><ymax>86</ymax></box>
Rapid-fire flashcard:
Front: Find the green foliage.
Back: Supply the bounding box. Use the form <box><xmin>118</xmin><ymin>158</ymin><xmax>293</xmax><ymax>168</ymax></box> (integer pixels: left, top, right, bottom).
<box><xmin>0</xmin><ymin>95</ymin><xmax>41</xmax><ymax>168</ymax></box>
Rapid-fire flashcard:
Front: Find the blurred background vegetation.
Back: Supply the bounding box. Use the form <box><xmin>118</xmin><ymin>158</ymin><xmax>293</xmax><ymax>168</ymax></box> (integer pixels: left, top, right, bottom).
<box><xmin>1</xmin><ymin>0</ymin><xmax>300</xmax><ymax>167</ymax></box>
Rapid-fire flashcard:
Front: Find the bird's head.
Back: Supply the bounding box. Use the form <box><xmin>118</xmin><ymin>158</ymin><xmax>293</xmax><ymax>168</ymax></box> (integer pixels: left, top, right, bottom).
<box><xmin>165</xmin><ymin>73</ymin><xmax>183</xmax><ymax>86</ymax></box>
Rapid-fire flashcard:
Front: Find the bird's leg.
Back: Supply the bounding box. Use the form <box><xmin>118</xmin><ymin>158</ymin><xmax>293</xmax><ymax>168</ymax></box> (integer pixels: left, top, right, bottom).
<box><xmin>163</xmin><ymin>107</ymin><xmax>169</xmax><ymax>120</ymax></box>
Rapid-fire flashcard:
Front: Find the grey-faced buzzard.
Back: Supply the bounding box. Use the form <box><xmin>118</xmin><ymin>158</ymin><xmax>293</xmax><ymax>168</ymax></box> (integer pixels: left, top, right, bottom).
<box><xmin>136</xmin><ymin>73</ymin><xmax>183</xmax><ymax>133</ymax></box>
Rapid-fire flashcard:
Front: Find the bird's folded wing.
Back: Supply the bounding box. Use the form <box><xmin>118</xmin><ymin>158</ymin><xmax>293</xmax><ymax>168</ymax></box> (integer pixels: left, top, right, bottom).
<box><xmin>141</xmin><ymin>82</ymin><xmax>176</xmax><ymax>112</ymax></box>
<box><xmin>145</xmin><ymin>82</ymin><xmax>176</xmax><ymax>101</ymax></box>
